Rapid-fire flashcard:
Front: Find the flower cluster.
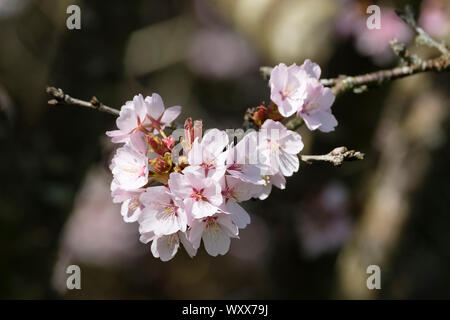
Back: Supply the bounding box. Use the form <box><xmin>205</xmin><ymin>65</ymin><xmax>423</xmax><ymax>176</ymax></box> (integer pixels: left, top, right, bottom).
<box><xmin>269</xmin><ymin>59</ymin><xmax>337</xmax><ymax>132</ymax></box>
<box><xmin>107</xmin><ymin>59</ymin><xmax>337</xmax><ymax>261</ymax></box>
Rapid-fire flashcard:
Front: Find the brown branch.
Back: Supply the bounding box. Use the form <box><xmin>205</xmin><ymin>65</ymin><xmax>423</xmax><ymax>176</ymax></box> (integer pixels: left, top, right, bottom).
<box><xmin>259</xmin><ymin>6</ymin><xmax>450</xmax><ymax>98</ymax></box>
<box><xmin>300</xmin><ymin>146</ymin><xmax>364</xmax><ymax>166</ymax></box>
<box><xmin>398</xmin><ymin>5</ymin><xmax>449</xmax><ymax>56</ymax></box>
<box><xmin>46</xmin><ymin>86</ymin><xmax>119</xmax><ymax>116</ymax></box>
<box><xmin>285</xmin><ymin>116</ymin><xmax>303</xmax><ymax>131</ymax></box>
<box><xmin>328</xmin><ymin>55</ymin><xmax>449</xmax><ymax>95</ymax></box>
<box><xmin>260</xmin><ymin>54</ymin><xmax>449</xmax><ymax>96</ymax></box>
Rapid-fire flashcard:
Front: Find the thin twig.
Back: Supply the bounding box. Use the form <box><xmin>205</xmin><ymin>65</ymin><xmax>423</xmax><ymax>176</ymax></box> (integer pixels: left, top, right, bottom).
<box><xmin>259</xmin><ymin>6</ymin><xmax>450</xmax><ymax>97</ymax></box>
<box><xmin>390</xmin><ymin>38</ymin><xmax>422</xmax><ymax>66</ymax></box>
<box><xmin>46</xmin><ymin>87</ymin><xmax>364</xmax><ymax>166</ymax></box>
<box><xmin>260</xmin><ymin>55</ymin><xmax>449</xmax><ymax>96</ymax></box>
<box><xmin>327</xmin><ymin>55</ymin><xmax>449</xmax><ymax>95</ymax></box>
<box><xmin>46</xmin><ymin>87</ymin><xmax>120</xmax><ymax>116</ymax></box>
<box><xmin>300</xmin><ymin>147</ymin><xmax>365</xmax><ymax>166</ymax></box>
<box><xmin>397</xmin><ymin>5</ymin><xmax>449</xmax><ymax>56</ymax></box>
<box><xmin>285</xmin><ymin>117</ymin><xmax>303</xmax><ymax>131</ymax></box>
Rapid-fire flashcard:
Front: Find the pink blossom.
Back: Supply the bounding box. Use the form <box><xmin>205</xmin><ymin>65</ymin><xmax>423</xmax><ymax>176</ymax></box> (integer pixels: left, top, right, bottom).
<box><xmin>111</xmin><ymin>182</ymin><xmax>144</xmax><ymax>223</ymax></box>
<box><xmin>258</xmin><ymin>120</ymin><xmax>304</xmax><ymax>177</ymax></box>
<box><xmin>110</xmin><ymin>145</ymin><xmax>149</xmax><ymax>191</ymax></box>
<box><xmin>189</xmin><ymin>213</ymin><xmax>238</xmax><ymax>256</ymax></box>
<box><xmin>106</xmin><ymin>94</ymin><xmax>148</xmax><ymax>143</ymax></box>
<box><xmin>297</xmin><ymin>79</ymin><xmax>337</xmax><ymax>132</ymax></box>
<box><xmin>226</xmin><ymin>131</ymin><xmax>262</xmax><ymax>184</ymax></box>
<box><xmin>186</xmin><ymin>128</ymin><xmax>229</xmax><ymax>180</ymax></box>
<box><xmin>218</xmin><ymin>175</ymin><xmax>252</xmax><ymax>228</ymax></box>
<box><xmin>226</xmin><ymin>131</ymin><xmax>265</xmax><ymax>184</ymax></box>
<box><xmin>252</xmin><ymin>172</ymin><xmax>286</xmax><ymax>200</ymax></box>
<box><xmin>140</xmin><ymin>231</ymin><xmax>196</xmax><ymax>262</ymax></box>
<box><xmin>419</xmin><ymin>0</ymin><xmax>450</xmax><ymax>38</ymax></box>
<box><xmin>269</xmin><ymin>63</ymin><xmax>307</xmax><ymax>117</ymax></box>
<box><xmin>106</xmin><ymin>93</ymin><xmax>181</xmax><ymax>143</ymax></box>
<box><xmin>168</xmin><ymin>171</ymin><xmax>223</xmax><ymax>219</ymax></box>
<box><xmin>354</xmin><ymin>8</ymin><xmax>413</xmax><ymax>64</ymax></box>
<box><xmin>144</xmin><ymin>93</ymin><xmax>182</xmax><ymax>133</ymax></box>
<box><xmin>269</xmin><ymin>60</ymin><xmax>322</xmax><ymax>117</ymax></box>
<box><xmin>138</xmin><ymin>186</ymin><xmax>188</xmax><ymax>236</ymax></box>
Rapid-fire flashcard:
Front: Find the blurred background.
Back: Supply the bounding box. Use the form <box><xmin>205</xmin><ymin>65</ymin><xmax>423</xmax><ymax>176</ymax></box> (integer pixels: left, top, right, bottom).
<box><xmin>1</xmin><ymin>0</ymin><xmax>449</xmax><ymax>299</ymax></box>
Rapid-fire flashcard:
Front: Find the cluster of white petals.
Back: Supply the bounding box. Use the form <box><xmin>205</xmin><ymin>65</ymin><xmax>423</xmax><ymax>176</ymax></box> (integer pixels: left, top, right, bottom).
<box><xmin>269</xmin><ymin>60</ymin><xmax>338</xmax><ymax>132</ymax></box>
<box><xmin>107</xmin><ymin>59</ymin><xmax>337</xmax><ymax>261</ymax></box>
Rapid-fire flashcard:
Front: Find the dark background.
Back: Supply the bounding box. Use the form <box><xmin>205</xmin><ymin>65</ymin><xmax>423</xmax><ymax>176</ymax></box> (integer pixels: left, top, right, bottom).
<box><xmin>0</xmin><ymin>0</ymin><xmax>449</xmax><ymax>299</ymax></box>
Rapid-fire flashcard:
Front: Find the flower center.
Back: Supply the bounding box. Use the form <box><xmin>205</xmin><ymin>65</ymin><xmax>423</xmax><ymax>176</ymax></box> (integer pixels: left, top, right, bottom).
<box><xmin>267</xmin><ymin>139</ymin><xmax>280</xmax><ymax>151</ymax></box>
<box><xmin>228</xmin><ymin>163</ymin><xmax>242</xmax><ymax>171</ymax></box>
<box><xmin>304</xmin><ymin>94</ymin><xmax>321</xmax><ymax>115</ymax></box>
<box><xmin>157</xmin><ymin>201</ymin><xmax>178</xmax><ymax>219</ymax></box>
<box><xmin>222</xmin><ymin>186</ymin><xmax>235</xmax><ymax>200</ymax></box>
<box><xmin>279</xmin><ymin>88</ymin><xmax>291</xmax><ymax>101</ymax></box>
<box><xmin>203</xmin><ymin>216</ymin><xmax>219</xmax><ymax>231</ymax></box>
<box><xmin>262</xmin><ymin>175</ymin><xmax>271</xmax><ymax>187</ymax></box>
<box><xmin>190</xmin><ymin>188</ymin><xmax>205</xmax><ymax>201</ymax></box>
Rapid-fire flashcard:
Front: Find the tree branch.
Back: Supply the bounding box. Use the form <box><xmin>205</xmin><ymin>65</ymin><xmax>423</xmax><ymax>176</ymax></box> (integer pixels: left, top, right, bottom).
<box><xmin>46</xmin><ymin>86</ymin><xmax>120</xmax><ymax>116</ymax></box>
<box><xmin>397</xmin><ymin>5</ymin><xmax>449</xmax><ymax>56</ymax></box>
<box><xmin>259</xmin><ymin>5</ymin><xmax>450</xmax><ymax>97</ymax></box>
<box><xmin>46</xmin><ymin>88</ymin><xmax>364</xmax><ymax>166</ymax></box>
<box><xmin>299</xmin><ymin>146</ymin><xmax>365</xmax><ymax>166</ymax></box>
<box><xmin>326</xmin><ymin>55</ymin><xmax>449</xmax><ymax>95</ymax></box>
<box><xmin>260</xmin><ymin>54</ymin><xmax>449</xmax><ymax>96</ymax></box>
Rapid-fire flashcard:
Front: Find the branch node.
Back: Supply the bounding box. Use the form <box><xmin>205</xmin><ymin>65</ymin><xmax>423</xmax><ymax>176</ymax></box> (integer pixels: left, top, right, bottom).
<box><xmin>90</xmin><ymin>96</ymin><xmax>100</xmax><ymax>108</ymax></box>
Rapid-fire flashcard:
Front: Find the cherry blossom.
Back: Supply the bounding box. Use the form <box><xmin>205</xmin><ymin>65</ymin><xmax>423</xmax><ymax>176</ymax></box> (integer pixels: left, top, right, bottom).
<box><xmin>106</xmin><ymin>93</ymin><xmax>181</xmax><ymax>143</ymax></box>
<box><xmin>110</xmin><ymin>145</ymin><xmax>149</xmax><ymax>191</ymax></box>
<box><xmin>140</xmin><ymin>231</ymin><xmax>196</xmax><ymax>262</ymax></box>
<box><xmin>186</xmin><ymin>128</ymin><xmax>229</xmax><ymax>180</ymax></box>
<box><xmin>252</xmin><ymin>172</ymin><xmax>286</xmax><ymax>200</ymax></box>
<box><xmin>168</xmin><ymin>170</ymin><xmax>223</xmax><ymax>219</ymax></box>
<box><xmin>139</xmin><ymin>186</ymin><xmax>188</xmax><ymax>236</ymax></box>
<box><xmin>218</xmin><ymin>175</ymin><xmax>252</xmax><ymax>229</ymax></box>
<box><xmin>269</xmin><ymin>63</ymin><xmax>306</xmax><ymax>117</ymax></box>
<box><xmin>105</xmin><ymin>72</ymin><xmax>335</xmax><ymax>261</ymax></box>
<box><xmin>106</xmin><ymin>94</ymin><xmax>148</xmax><ymax>143</ymax></box>
<box><xmin>296</xmin><ymin>79</ymin><xmax>338</xmax><ymax>132</ymax></box>
<box><xmin>258</xmin><ymin>119</ymin><xmax>304</xmax><ymax>177</ymax></box>
<box><xmin>189</xmin><ymin>213</ymin><xmax>239</xmax><ymax>257</ymax></box>
<box><xmin>226</xmin><ymin>131</ymin><xmax>265</xmax><ymax>185</ymax></box>
<box><xmin>111</xmin><ymin>183</ymin><xmax>144</xmax><ymax>223</ymax></box>
<box><xmin>144</xmin><ymin>93</ymin><xmax>182</xmax><ymax>133</ymax></box>
<box><xmin>269</xmin><ymin>60</ymin><xmax>338</xmax><ymax>132</ymax></box>
<box><xmin>269</xmin><ymin>60</ymin><xmax>323</xmax><ymax>117</ymax></box>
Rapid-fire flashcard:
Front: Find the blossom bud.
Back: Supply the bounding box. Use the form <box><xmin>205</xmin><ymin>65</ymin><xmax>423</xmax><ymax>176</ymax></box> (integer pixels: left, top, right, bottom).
<box><xmin>162</xmin><ymin>135</ymin><xmax>175</xmax><ymax>150</ymax></box>
<box><xmin>149</xmin><ymin>152</ymin><xmax>173</xmax><ymax>184</ymax></box>
<box><xmin>146</xmin><ymin>135</ymin><xmax>170</xmax><ymax>156</ymax></box>
<box><xmin>182</xmin><ymin>118</ymin><xmax>203</xmax><ymax>153</ymax></box>
<box><xmin>250</xmin><ymin>102</ymin><xmax>284</xmax><ymax>128</ymax></box>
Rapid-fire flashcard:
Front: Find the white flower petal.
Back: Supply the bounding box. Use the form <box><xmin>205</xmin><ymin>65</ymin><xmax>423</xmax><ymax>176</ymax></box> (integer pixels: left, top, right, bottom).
<box><xmin>145</xmin><ymin>93</ymin><xmax>165</xmax><ymax>120</ymax></box>
<box><xmin>161</xmin><ymin>105</ymin><xmax>181</xmax><ymax>124</ymax></box>
<box><xmin>202</xmin><ymin>224</ymin><xmax>231</xmax><ymax>256</ymax></box>
<box><xmin>224</xmin><ymin>200</ymin><xmax>251</xmax><ymax>229</ymax></box>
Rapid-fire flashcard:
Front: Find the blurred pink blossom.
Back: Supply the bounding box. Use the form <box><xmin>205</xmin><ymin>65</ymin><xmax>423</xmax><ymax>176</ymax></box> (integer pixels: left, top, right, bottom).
<box><xmin>335</xmin><ymin>3</ymin><xmax>414</xmax><ymax>65</ymax></box>
<box><xmin>355</xmin><ymin>8</ymin><xmax>413</xmax><ymax>65</ymax></box>
<box><xmin>187</xmin><ymin>29</ymin><xmax>258</xmax><ymax>79</ymax></box>
<box><xmin>52</xmin><ymin>167</ymin><xmax>142</xmax><ymax>293</ymax></box>
<box><xmin>296</xmin><ymin>182</ymin><xmax>353</xmax><ymax>258</ymax></box>
<box><xmin>419</xmin><ymin>0</ymin><xmax>450</xmax><ymax>38</ymax></box>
